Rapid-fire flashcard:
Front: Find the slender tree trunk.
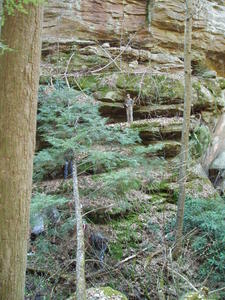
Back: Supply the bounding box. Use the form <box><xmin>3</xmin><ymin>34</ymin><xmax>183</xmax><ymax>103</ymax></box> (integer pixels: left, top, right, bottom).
<box><xmin>0</xmin><ymin>4</ymin><xmax>43</xmax><ymax>300</ymax></box>
<box><xmin>72</xmin><ymin>160</ymin><xmax>86</xmax><ymax>300</ymax></box>
<box><xmin>173</xmin><ymin>0</ymin><xmax>193</xmax><ymax>259</ymax></box>
<box><xmin>146</xmin><ymin>0</ymin><xmax>155</xmax><ymax>32</ymax></box>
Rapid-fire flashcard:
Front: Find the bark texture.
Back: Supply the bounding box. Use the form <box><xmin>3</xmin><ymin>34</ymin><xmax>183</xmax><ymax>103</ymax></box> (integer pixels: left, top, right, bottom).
<box><xmin>72</xmin><ymin>160</ymin><xmax>87</xmax><ymax>300</ymax></box>
<box><xmin>174</xmin><ymin>0</ymin><xmax>192</xmax><ymax>258</ymax></box>
<box><xmin>0</xmin><ymin>4</ymin><xmax>43</xmax><ymax>300</ymax></box>
<box><xmin>0</xmin><ymin>0</ymin><xmax>2</xmax><ymax>36</ymax></box>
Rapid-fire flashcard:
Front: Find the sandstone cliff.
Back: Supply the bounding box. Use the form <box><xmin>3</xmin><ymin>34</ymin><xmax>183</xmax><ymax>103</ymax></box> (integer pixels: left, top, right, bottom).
<box><xmin>40</xmin><ymin>0</ymin><xmax>225</xmax><ymax>161</ymax></box>
<box><xmin>43</xmin><ymin>0</ymin><xmax>225</xmax><ymax>75</ymax></box>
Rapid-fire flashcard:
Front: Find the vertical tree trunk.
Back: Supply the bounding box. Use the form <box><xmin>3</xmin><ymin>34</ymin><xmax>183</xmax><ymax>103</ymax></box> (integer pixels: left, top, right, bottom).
<box><xmin>72</xmin><ymin>160</ymin><xmax>86</xmax><ymax>300</ymax></box>
<box><xmin>0</xmin><ymin>4</ymin><xmax>43</xmax><ymax>300</ymax></box>
<box><xmin>173</xmin><ymin>0</ymin><xmax>193</xmax><ymax>259</ymax></box>
<box><xmin>0</xmin><ymin>0</ymin><xmax>3</xmax><ymax>37</ymax></box>
<box><xmin>146</xmin><ymin>0</ymin><xmax>155</xmax><ymax>32</ymax></box>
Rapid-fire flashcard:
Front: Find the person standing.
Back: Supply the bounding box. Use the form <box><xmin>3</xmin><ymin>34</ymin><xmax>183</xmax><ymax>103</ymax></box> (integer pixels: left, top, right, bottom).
<box><xmin>124</xmin><ymin>94</ymin><xmax>134</xmax><ymax>124</ymax></box>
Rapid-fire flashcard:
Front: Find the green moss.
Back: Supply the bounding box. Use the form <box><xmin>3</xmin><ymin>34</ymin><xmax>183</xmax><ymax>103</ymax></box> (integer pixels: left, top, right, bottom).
<box><xmin>131</xmin><ymin>120</ymin><xmax>183</xmax><ymax>144</ymax></box>
<box><xmin>71</xmin><ymin>53</ymin><xmax>109</xmax><ymax>70</ymax></box>
<box><xmin>147</xmin><ymin>180</ymin><xmax>170</xmax><ymax>193</ymax></box>
<box><xmin>116</xmin><ymin>74</ymin><xmax>184</xmax><ymax>102</ymax></box>
<box><xmin>203</xmin><ymin>79</ymin><xmax>221</xmax><ymax>97</ymax></box>
<box><xmin>218</xmin><ymin>78</ymin><xmax>225</xmax><ymax>90</ymax></box>
<box><xmin>186</xmin><ymin>180</ymin><xmax>203</xmax><ymax>192</ymax></box>
<box><xmin>193</xmin><ymin>79</ymin><xmax>224</xmax><ymax>112</ymax></box>
<box><xmin>101</xmin><ymin>287</ymin><xmax>128</xmax><ymax>300</ymax></box>
<box><xmin>116</xmin><ymin>73</ymin><xmax>139</xmax><ymax>93</ymax></box>
<box><xmin>181</xmin><ymin>291</ymin><xmax>208</xmax><ymax>300</ymax></box>
<box><xmin>39</xmin><ymin>75</ymin><xmax>52</xmax><ymax>84</ymax></box>
<box><xmin>131</xmin><ymin>120</ymin><xmax>160</xmax><ymax>131</ymax></box>
<box><xmin>150</xmin><ymin>193</ymin><xmax>168</xmax><ymax>203</ymax></box>
<box><xmin>192</xmin><ymin>60</ymin><xmax>208</xmax><ymax>76</ymax></box>
<box><xmin>110</xmin><ymin>213</ymin><xmax>144</xmax><ymax>260</ymax></box>
<box><xmin>75</xmin><ymin>75</ymin><xmax>99</xmax><ymax>90</ymax></box>
<box><xmin>47</xmin><ymin>52</ymin><xmax>109</xmax><ymax>73</ymax></box>
<box><xmin>193</xmin><ymin>81</ymin><xmax>207</xmax><ymax>104</ymax></box>
<box><xmin>141</xmin><ymin>75</ymin><xmax>184</xmax><ymax>101</ymax></box>
<box><xmin>110</xmin><ymin>243</ymin><xmax>124</xmax><ymax>260</ymax></box>
<box><xmin>97</xmin><ymin>91</ymin><xmax>123</xmax><ymax>103</ymax></box>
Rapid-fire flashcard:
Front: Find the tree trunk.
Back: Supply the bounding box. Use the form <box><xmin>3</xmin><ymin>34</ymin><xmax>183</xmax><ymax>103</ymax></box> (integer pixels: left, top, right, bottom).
<box><xmin>173</xmin><ymin>0</ymin><xmax>193</xmax><ymax>259</ymax></box>
<box><xmin>146</xmin><ymin>0</ymin><xmax>155</xmax><ymax>32</ymax></box>
<box><xmin>72</xmin><ymin>160</ymin><xmax>87</xmax><ymax>300</ymax></box>
<box><xmin>0</xmin><ymin>0</ymin><xmax>2</xmax><ymax>37</ymax></box>
<box><xmin>0</xmin><ymin>4</ymin><xmax>43</xmax><ymax>300</ymax></box>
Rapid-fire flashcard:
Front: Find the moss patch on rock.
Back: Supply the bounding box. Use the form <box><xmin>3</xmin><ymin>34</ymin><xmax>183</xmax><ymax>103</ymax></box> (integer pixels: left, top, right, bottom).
<box><xmin>110</xmin><ymin>212</ymin><xmax>145</xmax><ymax>260</ymax></box>
<box><xmin>192</xmin><ymin>78</ymin><xmax>225</xmax><ymax>112</ymax></box>
<box><xmin>116</xmin><ymin>73</ymin><xmax>184</xmax><ymax>104</ymax></box>
<box><xmin>87</xmin><ymin>287</ymin><xmax>128</xmax><ymax>300</ymax></box>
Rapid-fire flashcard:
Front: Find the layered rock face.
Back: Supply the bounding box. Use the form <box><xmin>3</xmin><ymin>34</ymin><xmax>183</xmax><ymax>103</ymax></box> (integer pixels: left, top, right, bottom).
<box><xmin>43</xmin><ymin>0</ymin><xmax>225</xmax><ymax>75</ymax></box>
<box><xmin>41</xmin><ymin>0</ymin><xmax>225</xmax><ymax>162</ymax></box>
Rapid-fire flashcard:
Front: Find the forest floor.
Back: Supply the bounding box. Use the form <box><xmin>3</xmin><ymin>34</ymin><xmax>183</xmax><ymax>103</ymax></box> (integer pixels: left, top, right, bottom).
<box><xmin>26</xmin><ymin>175</ymin><xmax>203</xmax><ymax>300</ymax></box>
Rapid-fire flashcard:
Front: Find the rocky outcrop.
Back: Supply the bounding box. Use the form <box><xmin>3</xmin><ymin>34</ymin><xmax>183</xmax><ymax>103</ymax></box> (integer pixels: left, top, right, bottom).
<box><xmin>43</xmin><ymin>0</ymin><xmax>225</xmax><ymax>76</ymax></box>
<box><xmin>40</xmin><ymin>0</ymin><xmax>225</xmax><ymax>162</ymax></box>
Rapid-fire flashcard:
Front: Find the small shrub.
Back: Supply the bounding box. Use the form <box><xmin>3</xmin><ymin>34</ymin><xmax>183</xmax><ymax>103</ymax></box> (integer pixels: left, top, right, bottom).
<box><xmin>93</xmin><ymin>169</ymin><xmax>142</xmax><ymax>199</ymax></box>
<box><xmin>31</xmin><ymin>193</ymin><xmax>69</xmax><ymax>216</ymax></box>
<box><xmin>182</xmin><ymin>198</ymin><xmax>225</xmax><ymax>297</ymax></box>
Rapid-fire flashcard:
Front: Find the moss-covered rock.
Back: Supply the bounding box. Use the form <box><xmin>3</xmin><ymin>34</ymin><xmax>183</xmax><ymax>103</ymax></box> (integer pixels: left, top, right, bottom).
<box><xmin>131</xmin><ymin>118</ymin><xmax>195</xmax><ymax>143</ymax></box>
<box><xmin>67</xmin><ymin>286</ymin><xmax>128</xmax><ymax>300</ymax></box>
<box><xmin>218</xmin><ymin>77</ymin><xmax>225</xmax><ymax>89</ymax></box>
<box><xmin>168</xmin><ymin>163</ymin><xmax>220</xmax><ymax>200</ymax></box>
<box><xmin>202</xmin><ymin>70</ymin><xmax>217</xmax><ymax>79</ymax></box>
<box><xmin>192</xmin><ymin>78</ymin><xmax>225</xmax><ymax>111</ymax></box>
<box><xmin>110</xmin><ymin>212</ymin><xmax>145</xmax><ymax>260</ymax></box>
<box><xmin>87</xmin><ymin>287</ymin><xmax>128</xmax><ymax>300</ymax></box>
<box><xmin>135</xmin><ymin>104</ymin><xmax>184</xmax><ymax>119</ymax></box>
<box><xmin>67</xmin><ymin>287</ymin><xmax>128</xmax><ymax>300</ymax></box>
<box><xmin>181</xmin><ymin>287</ymin><xmax>211</xmax><ymax>300</ymax></box>
<box><xmin>116</xmin><ymin>73</ymin><xmax>184</xmax><ymax>104</ymax></box>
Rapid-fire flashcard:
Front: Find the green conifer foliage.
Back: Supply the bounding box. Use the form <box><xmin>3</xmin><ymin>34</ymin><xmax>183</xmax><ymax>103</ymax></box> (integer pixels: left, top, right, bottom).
<box><xmin>34</xmin><ymin>87</ymin><xmax>140</xmax><ymax>181</ymax></box>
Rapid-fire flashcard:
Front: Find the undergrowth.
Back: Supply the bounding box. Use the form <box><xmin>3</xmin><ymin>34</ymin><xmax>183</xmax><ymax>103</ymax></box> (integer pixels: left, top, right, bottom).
<box><xmin>169</xmin><ymin>197</ymin><xmax>225</xmax><ymax>298</ymax></box>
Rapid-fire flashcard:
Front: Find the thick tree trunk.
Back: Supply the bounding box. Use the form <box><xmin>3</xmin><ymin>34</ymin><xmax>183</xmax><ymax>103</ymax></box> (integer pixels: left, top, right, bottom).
<box><xmin>173</xmin><ymin>0</ymin><xmax>193</xmax><ymax>259</ymax></box>
<box><xmin>0</xmin><ymin>4</ymin><xmax>43</xmax><ymax>300</ymax></box>
<box><xmin>72</xmin><ymin>160</ymin><xmax>86</xmax><ymax>300</ymax></box>
<box><xmin>0</xmin><ymin>1</ymin><xmax>2</xmax><ymax>37</ymax></box>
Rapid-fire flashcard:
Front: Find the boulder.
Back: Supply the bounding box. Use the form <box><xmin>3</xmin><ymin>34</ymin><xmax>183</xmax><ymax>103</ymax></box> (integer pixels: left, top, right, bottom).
<box><xmin>209</xmin><ymin>151</ymin><xmax>225</xmax><ymax>193</ymax></box>
<box><xmin>67</xmin><ymin>287</ymin><xmax>128</xmax><ymax>300</ymax></box>
<box><xmin>167</xmin><ymin>163</ymin><xmax>220</xmax><ymax>200</ymax></box>
<box><xmin>210</xmin><ymin>150</ymin><xmax>225</xmax><ymax>170</ymax></box>
<box><xmin>131</xmin><ymin>117</ymin><xmax>197</xmax><ymax>143</ymax></box>
<box><xmin>202</xmin><ymin>70</ymin><xmax>217</xmax><ymax>79</ymax></box>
